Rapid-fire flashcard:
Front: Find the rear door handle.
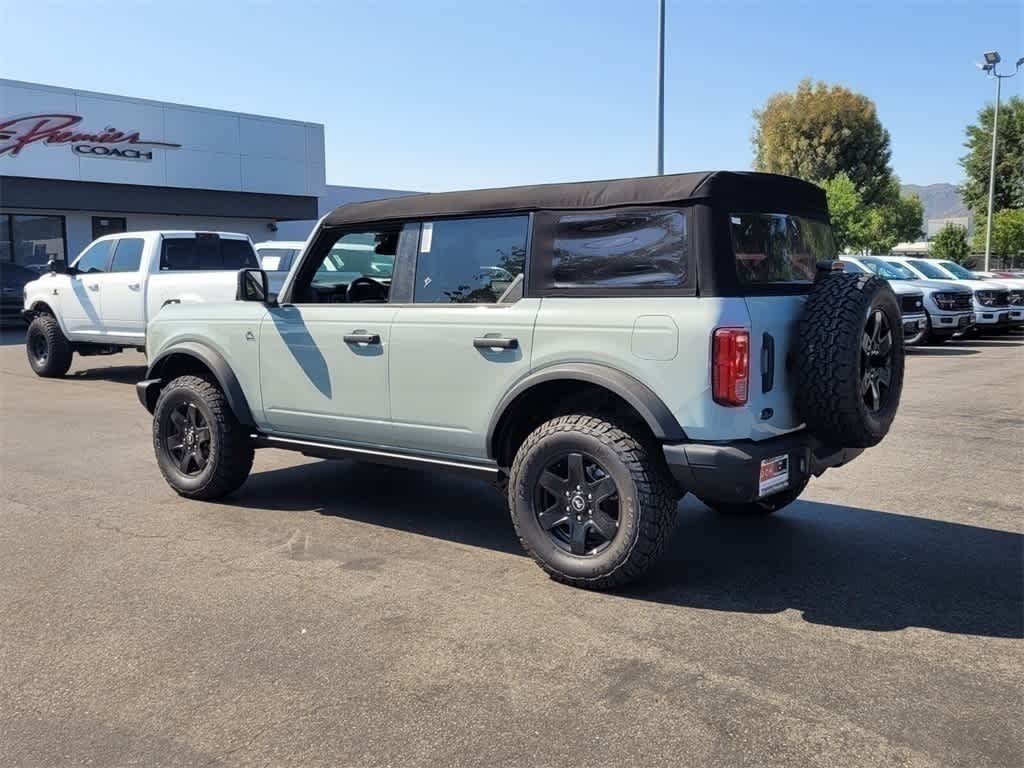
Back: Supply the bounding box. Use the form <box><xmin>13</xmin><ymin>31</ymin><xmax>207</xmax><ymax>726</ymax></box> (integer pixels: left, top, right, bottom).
<box><xmin>343</xmin><ymin>332</ymin><xmax>381</xmax><ymax>345</ymax></box>
<box><xmin>473</xmin><ymin>336</ymin><xmax>518</xmax><ymax>350</ymax></box>
<box><xmin>87</xmin><ymin>283</ymin><xmax>100</xmax><ymax>291</ymax></box>
<box><xmin>128</xmin><ymin>283</ymin><xmax>140</xmax><ymax>291</ymax></box>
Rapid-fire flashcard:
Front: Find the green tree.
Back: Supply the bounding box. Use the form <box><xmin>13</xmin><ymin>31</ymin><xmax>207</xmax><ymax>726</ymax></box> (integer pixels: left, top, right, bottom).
<box><xmin>754</xmin><ymin>79</ymin><xmax>893</xmax><ymax>205</ymax></box>
<box><xmin>960</xmin><ymin>96</ymin><xmax>1024</xmax><ymax>214</ymax></box>
<box><xmin>931</xmin><ymin>222</ymin><xmax>971</xmax><ymax>263</ymax></box>
<box><xmin>821</xmin><ymin>173</ymin><xmax>869</xmax><ymax>251</ymax></box>
<box><xmin>972</xmin><ymin>208</ymin><xmax>1024</xmax><ymax>262</ymax></box>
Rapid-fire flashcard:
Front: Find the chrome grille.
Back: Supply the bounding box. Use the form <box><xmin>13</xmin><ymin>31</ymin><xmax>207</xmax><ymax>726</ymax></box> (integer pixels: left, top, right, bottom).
<box><xmin>1008</xmin><ymin>289</ymin><xmax>1024</xmax><ymax>306</ymax></box>
<box><xmin>976</xmin><ymin>290</ymin><xmax>1009</xmax><ymax>307</ymax></box>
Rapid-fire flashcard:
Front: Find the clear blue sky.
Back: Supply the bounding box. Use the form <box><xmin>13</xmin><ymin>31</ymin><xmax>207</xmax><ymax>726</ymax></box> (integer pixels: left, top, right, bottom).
<box><xmin>2</xmin><ymin>0</ymin><xmax>1021</xmax><ymax>191</ymax></box>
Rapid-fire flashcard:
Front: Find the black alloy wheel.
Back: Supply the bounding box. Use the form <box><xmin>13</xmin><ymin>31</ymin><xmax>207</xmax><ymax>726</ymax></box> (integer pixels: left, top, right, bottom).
<box><xmin>533</xmin><ymin>451</ymin><xmax>620</xmax><ymax>556</ymax></box>
<box><xmin>163</xmin><ymin>400</ymin><xmax>213</xmax><ymax>476</ymax></box>
<box><xmin>860</xmin><ymin>308</ymin><xmax>894</xmax><ymax>413</ymax></box>
<box><xmin>28</xmin><ymin>330</ymin><xmax>49</xmax><ymax>367</ymax></box>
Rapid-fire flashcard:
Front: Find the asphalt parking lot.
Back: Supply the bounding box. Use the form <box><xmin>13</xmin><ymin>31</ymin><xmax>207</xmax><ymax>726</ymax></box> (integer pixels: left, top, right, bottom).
<box><xmin>0</xmin><ymin>326</ymin><xmax>1021</xmax><ymax>768</ymax></box>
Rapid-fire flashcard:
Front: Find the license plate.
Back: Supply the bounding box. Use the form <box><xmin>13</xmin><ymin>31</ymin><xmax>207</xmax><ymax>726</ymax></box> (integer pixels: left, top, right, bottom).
<box><xmin>759</xmin><ymin>454</ymin><xmax>790</xmax><ymax>498</ymax></box>
<box><xmin>999</xmin><ymin>312</ymin><xmax>1009</xmax><ymax>322</ymax></box>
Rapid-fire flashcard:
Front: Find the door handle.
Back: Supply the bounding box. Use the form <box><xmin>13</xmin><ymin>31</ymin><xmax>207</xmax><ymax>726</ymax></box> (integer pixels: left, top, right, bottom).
<box><xmin>128</xmin><ymin>283</ymin><xmax>140</xmax><ymax>290</ymax></box>
<box><xmin>87</xmin><ymin>283</ymin><xmax>100</xmax><ymax>291</ymax></box>
<box><xmin>473</xmin><ymin>336</ymin><xmax>518</xmax><ymax>350</ymax></box>
<box><xmin>343</xmin><ymin>332</ymin><xmax>381</xmax><ymax>345</ymax></box>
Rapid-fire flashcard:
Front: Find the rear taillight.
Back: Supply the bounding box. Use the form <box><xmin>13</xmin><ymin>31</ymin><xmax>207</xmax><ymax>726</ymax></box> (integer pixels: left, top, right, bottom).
<box><xmin>712</xmin><ymin>328</ymin><xmax>750</xmax><ymax>406</ymax></box>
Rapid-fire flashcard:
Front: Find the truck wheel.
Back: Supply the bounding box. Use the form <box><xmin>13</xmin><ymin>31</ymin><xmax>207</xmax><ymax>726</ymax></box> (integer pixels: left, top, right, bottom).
<box><xmin>25</xmin><ymin>314</ymin><xmax>73</xmax><ymax>377</ymax></box>
<box><xmin>153</xmin><ymin>375</ymin><xmax>254</xmax><ymax>500</ymax></box>
<box><xmin>700</xmin><ymin>478</ymin><xmax>809</xmax><ymax>517</ymax></box>
<box><xmin>795</xmin><ymin>274</ymin><xmax>904</xmax><ymax>448</ymax></box>
<box><xmin>508</xmin><ymin>414</ymin><xmax>678</xmax><ymax>590</ymax></box>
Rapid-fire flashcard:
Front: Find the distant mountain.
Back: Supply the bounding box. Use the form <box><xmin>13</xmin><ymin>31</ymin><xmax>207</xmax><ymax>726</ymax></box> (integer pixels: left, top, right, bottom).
<box><xmin>901</xmin><ymin>183</ymin><xmax>969</xmax><ymax>221</ymax></box>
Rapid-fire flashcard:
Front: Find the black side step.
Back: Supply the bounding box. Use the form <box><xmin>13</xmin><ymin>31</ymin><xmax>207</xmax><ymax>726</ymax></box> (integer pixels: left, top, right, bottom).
<box><xmin>251</xmin><ymin>434</ymin><xmax>501</xmax><ymax>479</ymax></box>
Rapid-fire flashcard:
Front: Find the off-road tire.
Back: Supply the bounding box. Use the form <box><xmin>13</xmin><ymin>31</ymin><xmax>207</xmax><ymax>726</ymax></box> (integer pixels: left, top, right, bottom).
<box><xmin>795</xmin><ymin>274</ymin><xmax>904</xmax><ymax>448</ymax></box>
<box><xmin>25</xmin><ymin>314</ymin><xmax>73</xmax><ymax>377</ymax></box>
<box><xmin>508</xmin><ymin>414</ymin><xmax>678</xmax><ymax>590</ymax></box>
<box><xmin>153</xmin><ymin>375</ymin><xmax>254</xmax><ymax>500</ymax></box>
<box><xmin>700</xmin><ymin>478</ymin><xmax>809</xmax><ymax>517</ymax></box>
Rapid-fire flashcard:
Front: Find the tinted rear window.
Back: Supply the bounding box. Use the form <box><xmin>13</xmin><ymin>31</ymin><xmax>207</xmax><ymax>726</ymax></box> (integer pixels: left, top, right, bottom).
<box><xmin>550</xmin><ymin>209</ymin><xmax>687</xmax><ymax>289</ymax></box>
<box><xmin>730</xmin><ymin>213</ymin><xmax>834</xmax><ymax>284</ymax></box>
<box><xmin>160</xmin><ymin>237</ymin><xmax>258</xmax><ymax>271</ymax></box>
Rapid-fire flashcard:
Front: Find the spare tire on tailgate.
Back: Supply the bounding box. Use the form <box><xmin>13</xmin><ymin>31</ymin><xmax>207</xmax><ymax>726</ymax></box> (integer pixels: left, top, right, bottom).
<box><xmin>794</xmin><ymin>273</ymin><xmax>904</xmax><ymax>448</ymax></box>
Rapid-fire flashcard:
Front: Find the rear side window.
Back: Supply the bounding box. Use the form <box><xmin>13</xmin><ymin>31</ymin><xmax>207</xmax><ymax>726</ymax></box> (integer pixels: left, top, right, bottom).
<box><xmin>75</xmin><ymin>240</ymin><xmax>114</xmax><ymax>273</ymax></box>
<box><xmin>160</xmin><ymin>236</ymin><xmax>258</xmax><ymax>271</ymax></box>
<box><xmin>550</xmin><ymin>209</ymin><xmax>687</xmax><ymax>289</ymax></box>
<box><xmin>413</xmin><ymin>216</ymin><xmax>528</xmax><ymax>303</ymax></box>
<box><xmin>110</xmin><ymin>238</ymin><xmax>144</xmax><ymax>273</ymax></box>
<box><xmin>730</xmin><ymin>213</ymin><xmax>834</xmax><ymax>284</ymax></box>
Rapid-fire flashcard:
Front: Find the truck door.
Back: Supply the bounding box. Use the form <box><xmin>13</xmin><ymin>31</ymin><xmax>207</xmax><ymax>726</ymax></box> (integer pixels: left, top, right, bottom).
<box><xmin>63</xmin><ymin>238</ymin><xmax>113</xmax><ymax>336</ymax></box>
<box><xmin>99</xmin><ymin>237</ymin><xmax>146</xmax><ymax>340</ymax></box>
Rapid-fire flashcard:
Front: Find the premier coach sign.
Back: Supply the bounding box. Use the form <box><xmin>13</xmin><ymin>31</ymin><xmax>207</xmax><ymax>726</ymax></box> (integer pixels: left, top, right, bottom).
<box><xmin>0</xmin><ymin>113</ymin><xmax>181</xmax><ymax>160</ymax></box>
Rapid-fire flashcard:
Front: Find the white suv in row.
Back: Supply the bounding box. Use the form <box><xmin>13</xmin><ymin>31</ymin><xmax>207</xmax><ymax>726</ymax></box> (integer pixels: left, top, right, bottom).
<box><xmin>839</xmin><ymin>256</ymin><xmax>973</xmax><ymax>345</ymax></box>
<box><xmin>886</xmin><ymin>257</ymin><xmax>1017</xmax><ymax>332</ymax></box>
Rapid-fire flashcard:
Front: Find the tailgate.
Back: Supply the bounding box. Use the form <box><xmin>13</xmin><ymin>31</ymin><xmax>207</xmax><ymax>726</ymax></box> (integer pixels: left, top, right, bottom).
<box><xmin>743</xmin><ymin>295</ymin><xmax>805</xmax><ymax>438</ymax></box>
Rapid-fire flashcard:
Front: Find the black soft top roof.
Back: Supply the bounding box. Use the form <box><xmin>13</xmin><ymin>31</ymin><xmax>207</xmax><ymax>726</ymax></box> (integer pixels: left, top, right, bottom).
<box><xmin>323</xmin><ymin>171</ymin><xmax>828</xmax><ymax>228</ymax></box>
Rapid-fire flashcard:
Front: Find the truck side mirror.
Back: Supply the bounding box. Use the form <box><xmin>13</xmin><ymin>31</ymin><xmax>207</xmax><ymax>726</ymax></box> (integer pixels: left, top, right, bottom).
<box><xmin>49</xmin><ymin>257</ymin><xmax>68</xmax><ymax>274</ymax></box>
<box><xmin>236</xmin><ymin>268</ymin><xmax>270</xmax><ymax>303</ymax></box>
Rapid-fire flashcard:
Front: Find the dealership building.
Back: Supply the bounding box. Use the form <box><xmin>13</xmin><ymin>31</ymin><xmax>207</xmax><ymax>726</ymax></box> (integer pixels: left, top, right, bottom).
<box><xmin>0</xmin><ymin>78</ymin><xmax>409</xmax><ymax>268</ymax></box>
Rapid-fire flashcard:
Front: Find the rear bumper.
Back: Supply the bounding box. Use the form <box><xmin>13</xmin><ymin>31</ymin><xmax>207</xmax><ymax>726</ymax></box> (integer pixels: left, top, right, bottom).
<box><xmin>662</xmin><ymin>431</ymin><xmax>863</xmax><ymax>504</ymax></box>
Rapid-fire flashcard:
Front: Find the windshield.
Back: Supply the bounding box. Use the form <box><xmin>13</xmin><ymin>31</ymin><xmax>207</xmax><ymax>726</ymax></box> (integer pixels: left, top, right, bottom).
<box><xmin>860</xmin><ymin>257</ymin><xmax>916</xmax><ymax>280</ymax></box>
<box><xmin>937</xmin><ymin>260</ymin><xmax>974</xmax><ymax>279</ymax></box>
<box><xmin>908</xmin><ymin>259</ymin><xmax>951</xmax><ymax>280</ymax></box>
<box><xmin>730</xmin><ymin>213</ymin><xmax>835</xmax><ymax>285</ymax></box>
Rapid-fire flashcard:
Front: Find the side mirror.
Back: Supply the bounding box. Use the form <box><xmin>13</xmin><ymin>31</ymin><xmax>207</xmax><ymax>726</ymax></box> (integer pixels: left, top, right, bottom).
<box><xmin>49</xmin><ymin>257</ymin><xmax>68</xmax><ymax>274</ymax></box>
<box><xmin>236</xmin><ymin>268</ymin><xmax>270</xmax><ymax>303</ymax></box>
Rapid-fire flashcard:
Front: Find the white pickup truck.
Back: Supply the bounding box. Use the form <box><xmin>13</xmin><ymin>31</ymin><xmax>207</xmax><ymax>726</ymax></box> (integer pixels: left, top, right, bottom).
<box><xmin>22</xmin><ymin>231</ymin><xmax>258</xmax><ymax>377</ymax></box>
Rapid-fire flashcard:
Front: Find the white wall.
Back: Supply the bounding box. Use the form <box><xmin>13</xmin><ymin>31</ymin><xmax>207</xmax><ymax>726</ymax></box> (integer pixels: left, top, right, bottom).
<box><xmin>58</xmin><ymin>212</ymin><xmax>272</xmax><ymax>258</ymax></box>
<box><xmin>0</xmin><ymin>79</ymin><xmax>326</xmax><ymax>197</ymax></box>
<box><xmin>272</xmin><ymin>184</ymin><xmax>417</xmax><ymax>240</ymax></box>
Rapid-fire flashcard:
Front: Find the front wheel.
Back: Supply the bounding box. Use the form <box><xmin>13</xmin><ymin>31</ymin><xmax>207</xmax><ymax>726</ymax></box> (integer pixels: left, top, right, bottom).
<box><xmin>25</xmin><ymin>314</ymin><xmax>73</xmax><ymax>377</ymax></box>
<box><xmin>508</xmin><ymin>414</ymin><xmax>678</xmax><ymax>590</ymax></box>
<box><xmin>153</xmin><ymin>375</ymin><xmax>254</xmax><ymax>500</ymax></box>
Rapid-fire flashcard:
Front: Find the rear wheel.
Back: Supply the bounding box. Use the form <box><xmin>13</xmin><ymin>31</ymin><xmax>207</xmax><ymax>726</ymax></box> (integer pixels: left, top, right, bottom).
<box><xmin>508</xmin><ymin>414</ymin><xmax>678</xmax><ymax>590</ymax></box>
<box><xmin>153</xmin><ymin>375</ymin><xmax>254</xmax><ymax>500</ymax></box>
<box><xmin>25</xmin><ymin>314</ymin><xmax>72</xmax><ymax>377</ymax></box>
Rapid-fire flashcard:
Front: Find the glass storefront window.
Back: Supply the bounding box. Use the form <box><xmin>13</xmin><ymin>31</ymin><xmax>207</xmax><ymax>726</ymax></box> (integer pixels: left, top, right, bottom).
<box><xmin>10</xmin><ymin>215</ymin><xmax>66</xmax><ymax>269</ymax></box>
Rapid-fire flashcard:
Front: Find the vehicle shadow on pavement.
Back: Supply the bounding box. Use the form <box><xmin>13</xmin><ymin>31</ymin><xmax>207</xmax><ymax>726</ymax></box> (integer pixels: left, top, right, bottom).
<box><xmin>238</xmin><ymin>460</ymin><xmax>1023</xmax><ymax>639</ymax></box>
<box><xmin>67</xmin><ymin>365</ymin><xmax>148</xmax><ymax>384</ymax></box>
<box><xmin>236</xmin><ymin>459</ymin><xmax>523</xmax><ymax>555</ymax></box>
<box><xmin>634</xmin><ymin>498</ymin><xmax>1023</xmax><ymax>638</ymax></box>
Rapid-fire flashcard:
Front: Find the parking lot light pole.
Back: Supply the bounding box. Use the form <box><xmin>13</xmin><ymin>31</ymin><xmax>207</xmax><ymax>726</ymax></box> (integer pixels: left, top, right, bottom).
<box><xmin>656</xmin><ymin>0</ymin><xmax>665</xmax><ymax>175</ymax></box>
<box><xmin>977</xmin><ymin>51</ymin><xmax>1023</xmax><ymax>271</ymax></box>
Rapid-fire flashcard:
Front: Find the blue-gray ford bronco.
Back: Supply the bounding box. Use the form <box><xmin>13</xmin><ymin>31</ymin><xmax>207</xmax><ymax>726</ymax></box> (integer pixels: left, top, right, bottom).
<box><xmin>137</xmin><ymin>171</ymin><xmax>904</xmax><ymax>589</ymax></box>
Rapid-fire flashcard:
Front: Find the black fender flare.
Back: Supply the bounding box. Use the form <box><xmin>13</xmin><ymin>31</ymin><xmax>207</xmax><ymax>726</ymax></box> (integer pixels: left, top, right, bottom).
<box><xmin>486</xmin><ymin>362</ymin><xmax>686</xmax><ymax>459</ymax></box>
<box><xmin>143</xmin><ymin>341</ymin><xmax>255</xmax><ymax>427</ymax></box>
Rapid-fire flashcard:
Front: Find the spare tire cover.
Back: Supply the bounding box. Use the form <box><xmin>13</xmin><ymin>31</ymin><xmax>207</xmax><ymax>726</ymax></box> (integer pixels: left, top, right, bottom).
<box><xmin>794</xmin><ymin>273</ymin><xmax>904</xmax><ymax>448</ymax></box>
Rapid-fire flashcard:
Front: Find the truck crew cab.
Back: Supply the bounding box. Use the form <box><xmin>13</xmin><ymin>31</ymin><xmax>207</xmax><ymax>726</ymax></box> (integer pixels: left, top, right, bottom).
<box><xmin>137</xmin><ymin>172</ymin><xmax>905</xmax><ymax>590</ymax></box>
<box><xmin>22</xmin><ymin>231</ymin><xmax>259</xmax><ymax>377</ymax></box>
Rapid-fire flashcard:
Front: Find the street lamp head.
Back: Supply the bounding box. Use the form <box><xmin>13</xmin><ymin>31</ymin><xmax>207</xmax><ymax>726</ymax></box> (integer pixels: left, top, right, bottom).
<box><xmin>1016</xmin><ymin>56</ymin><xmax>1024</xmax><ymax>68</ymax></box>
<box><xmin>977</xmin><ymin>62</ymin><xmax>994</xmax><ymax>72</ymax></box>
<box><xmin>983</xmin><ymin>51</ymin><xmax>1001</xmax><ymax>65</ymax></box>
